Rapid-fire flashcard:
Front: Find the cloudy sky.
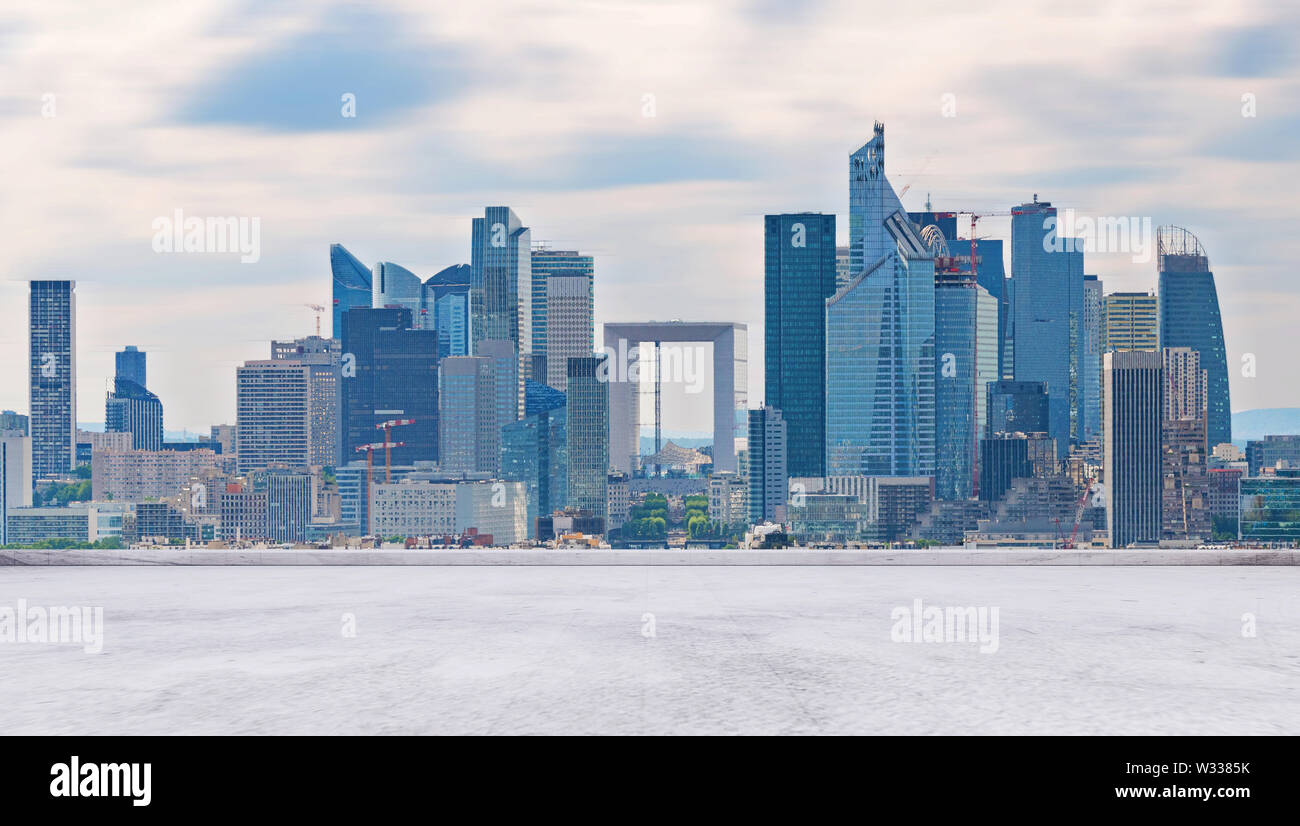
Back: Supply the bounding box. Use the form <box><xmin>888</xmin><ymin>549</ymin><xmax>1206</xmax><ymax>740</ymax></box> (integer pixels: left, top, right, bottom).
<box><xmin>1</xmin><ymin>0</ymin><xmax>1297</xmax><ymax>433</ymax></box>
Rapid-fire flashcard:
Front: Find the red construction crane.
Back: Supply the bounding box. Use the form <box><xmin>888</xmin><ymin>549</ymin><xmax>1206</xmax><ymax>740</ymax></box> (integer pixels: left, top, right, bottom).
<box><xmin>375</xmin><ymin>419</ymin><xmax>416</xmax><ymax>483</ymax></box>
<box><xmin>1062</xmin><ymin>477</ymin><xmax>1096</xmax><ymax>549</ymax></box>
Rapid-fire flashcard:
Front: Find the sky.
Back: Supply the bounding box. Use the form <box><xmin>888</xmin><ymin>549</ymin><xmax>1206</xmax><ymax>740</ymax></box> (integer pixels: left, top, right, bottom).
<box><xmin>1</xmin><ymin>0</ymin><xmax>1298</xmax><ymax>433</ymax></box>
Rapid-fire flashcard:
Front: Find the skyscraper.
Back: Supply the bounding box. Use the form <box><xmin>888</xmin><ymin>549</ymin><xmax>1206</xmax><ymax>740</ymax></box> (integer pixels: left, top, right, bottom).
<box><xmin>105</xmin><ymin>378</ymin><xmax>164</xmax><ymax>451</ymax></box>
<box><xmin>1103</xmin><ymin>291</ymin><xmax>1159</xmax><ymax>352</ymax></box>
<box><xmin>438</xmin><ymin>340</ymin><xmax>516</xmax><ymax>476</ymax></box>
<box><xmin>471</xmin><ymin>207</ymin><xmax>532</xmax><ymax>416</ymax></box>
<box><xmin>933</xmin><ymin>276</ymin><xmax>998</xmax><ymax>500</ymax></box>
<box><xmin>115</xmin><ymin>345</ymin><xmax>147</xmax><ymax>388</ymax></box>
<box><xmin>530</xmin><ymin>248</ymin><xmax>594</xmax><ymax>391</ymax></box>
<box><xmin>826</xmin><ymin>211</ymin><xmax>935</xmax><ymax>478</ymax></box>
<box><xmin>29</xmin><ymin>280</ymin><xmax>76</xmax><ymax>480</ymax></box>
<box><xmin>1161</xmin><ymin>347</ymin><xmax>1210</xmax><ymax>541</ymax></box>
<box><xmin>340</xmin><ymin>307</ymin><xmax>440</xmax><ymax>466</ymax></box>
<box><xmin>265</xmin><ymin>469</ymin><xmax>313</xmax><ymax>543</ymax></box>
<box><xmin>1157</xmin><ymin>225</ymin><xmax>1231</xmax><ymax>448</ymax></box>
<box><xmin>426</xmin><ymin>264</ymin><xmax>471</xmax><ymax>361</ymax></box>
<box><xmin>565</xmin><ymin>355</ymin><xmax>609</xmax><ymax>523</ymax></box>
<box><xmin>848</xmin><ymin>122</ymin><xmax>906</xmax><ymax>274</ymax></box>
<box><xmin>330</xmin><ymin>243</ymin><xmax>372</xmax><ymax>339</ymax></box>
<box><xmin>236</xmin><ymin>360</ymin><xmax>311</xmax><ymax>473</ymax></box>
<box><xmin>1082</xmin><ymin>275</ymin><xmax>1103</xmax><ymax>442</ymax></box>
<box><xmin>372</xmin><ymin>261</ymin><xmax>427</xmax><ymax>327</ymax></box>
<box><xmin>1011</xmin><ymin>198</ymin><xmax>1084</xmax><ymax>455</ymax></box>
<box><xmin>530</xmin><ymin>249</ymin><xmax>595</xmax><ymax>392</ymax></box>
<box><xmin>502</xmin><ymin>399</ymin><xmax>567</xmax><ymax>536</ymax></box>
<box><xmin>272</xmin><ymin>336</ymin><xmax>341</xmax><ymax>467</ymax></box>
<box><xmin>1104</xmin><ymin>350</ymin><xmax>1163</xmax><ymax>547</ymax></box>
<box><xmin>764</xmin><ymin>212</ymin><xmax>836</xmax><ymax>478</ymax></box>
<box><xmin>747</xmin><ymin>406</ymin><xmax>788</xmax><ymax>524</ymax></box>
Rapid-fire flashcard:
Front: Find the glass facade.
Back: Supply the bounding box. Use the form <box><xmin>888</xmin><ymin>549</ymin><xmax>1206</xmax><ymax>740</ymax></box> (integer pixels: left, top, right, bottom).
<box><xmin>1157</xmin><ymin>226</ymin><xmax>1231</xmax><ymax>448</ymax></box>
<box><xmin>471</xmin><ymin>207</ymin><xmax>531</xmax><ymax>417</ymax></box>
<box><xmin>330</xmin><ymin>244</ymin><xmax>371</xmax><ymax>339</ymax></box>
<box><xmin>340</xmin><ymin>307</ymin><xmax>440</xmax><ymax>466</ymax></box>
<box><xmin>1010</xmin><ymin>199</ymin><xmax>1084</xmax><ymax>455</ymax></box>
<box><xmin>933</xmin><ymin>281</ymin><xmax>997</xmax><ymax>500</ymax></box>
<box><xmin>826</xmin><ymin>213</ymin><xmax>935</xmax><ymax>478</ymax></box>
<box><xmin>1239</xmin><ymin>471</ymin><xmax>1300</xmax><ymax>543</ymax></box>
<box><xmin>105</xmin><ymin>378</ymin><xmax>164</xmax><ymax>451</ymax></box>
<box><xmin>1082</xmin><ymin>275</ymin><xmax>1102</xmax><ymax>441</ymax></box>
<box><xmin>115</xmin><ymin>345</ymin><xmax>146</xmax><ymax>388</ymax></box>
<box><xmin>764</xmin><ymin>213</ymin><xmax>836</xmax><ymax>478</ymax></box>
<box><xmin>565</xmin><ymin>356</ymin><xmax>608</xmax><ymax>520</ymax></box>
<box><xmin>848</xmin><ymin>122</ymin><xmax>906</xmax><ymax>275</ymax></box>
<box><xmin>502</xmin><ymin>406</ymin><xmax>567</xmax><ymax>536</ymax></box>
<box><xmin>530</xmin><ymin>249</ymin><xmax>594</xmax><ymax>390</ymax></box>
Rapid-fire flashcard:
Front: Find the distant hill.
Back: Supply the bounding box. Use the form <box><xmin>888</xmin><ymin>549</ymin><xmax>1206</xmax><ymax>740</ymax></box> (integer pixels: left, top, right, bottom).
<box><xmin>1232</xmin><ymin>409</ymin><xmax>1300</xmax><ymax>443</ymax></box>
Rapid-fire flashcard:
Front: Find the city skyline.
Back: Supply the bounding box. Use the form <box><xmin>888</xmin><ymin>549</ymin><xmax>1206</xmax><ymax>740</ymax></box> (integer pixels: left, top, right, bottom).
<box><xmin>1</xmin><ymin>1</ymin><xmax>1297</xmax><ymax>431</ymax></box>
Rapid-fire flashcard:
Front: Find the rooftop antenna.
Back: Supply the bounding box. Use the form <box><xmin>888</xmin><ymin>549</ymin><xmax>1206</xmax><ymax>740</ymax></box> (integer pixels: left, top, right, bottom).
<box><xmin>924</xmin><ymin>193</ymin><xmax>932</xmax><ymax>212</ymax></box>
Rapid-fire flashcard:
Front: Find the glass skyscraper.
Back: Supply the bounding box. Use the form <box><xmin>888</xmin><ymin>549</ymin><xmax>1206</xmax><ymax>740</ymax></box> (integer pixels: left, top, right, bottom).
<box><xmin>330</xmin><ymin>243</ymin><xmax>372</xmax><ymax>339</ymax></box>
<box><xmin>530</xmin><ymin>248</ymin><xmax>594</xmax><ymax>391</ymax></box>
<box><xmin>565</xmin><ymin>355</ymin><xmax>609</xmax><ymax>521</ymax></box>
<box><xmin>1082</xmin><ymin>275</ymin><xmax>1103</xmax><ymax>442</ymax></box>
<box><xmin>502</xmin><ymin>401</ymin><xmax>567</xmax><ymax>537</ymax></box>
<box><xmin>115</xmin><ymin>345</ymin><xmax>146</xmax><ymax>388</ymax></box>
<box><xmin>471</xmin><ymin>207</ymin><xmax>532</xmax><ymax>417</ymax></box>
<box><xmin>933</xmin><ymin>278</ymin><xmax>998</xmax><ymax>500</ymax></box>
<box><xmin>764</xmin><ymin>212</ymin><xmax>836</xmax><ymax>478</ymax></box>
<box><xmin>426</xmin><ymin>264</ymin><xmax>471</xmax><ymax>361</ymax></box>
<box><xmin>29</xmin><ymin>280</ymin><xmax>76</xmax><ymax>481</ymax></box>
<box><xmin>1157</xmin><ymin>225</ymin><xmax>1231</xmax><ymax>448</ymax></box>
<box><xmin>340</xmin><ymin>307</ymin><xmax>440</xmax><ymax>466</ymax></box>
<box><xmin>1010</xmin><ymin>198</ymin><xmax>1084</xmax><ymax>456</ymax></box>
<box><xmin>849</xmin><ymin>122</ymin><xmax>906</xmax><ymax>275</ymax></box>
<box><xmin>826</xmin><ymin>211</ymin><xmax>935</xmax><ymax>478</ymax></box>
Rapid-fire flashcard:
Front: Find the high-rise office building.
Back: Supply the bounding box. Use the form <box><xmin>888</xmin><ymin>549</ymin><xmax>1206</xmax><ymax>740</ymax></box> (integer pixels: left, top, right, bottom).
<box><xmin>330</xmin><ymin>243</ymin><xmax>372</xmax><ymax>339</ymax></box>
<box><xmin>115</xmin><ymin>345</ymin><xmax>147</xmax><ymax>388</ymax></box>
<box><xmin>565</xmin><ymin>356</ymin><xmax>609</xmax><ymax>523</ymax></box>
<box><xmin>372</xmin><ymin>261</ymin><xmax>427</xmax><ymax>327</ymax></box>
<box><xmin>502</xmin><ymin>400</ymin><xmax>567</xmax><ymax>536</ymax></box>
<box><xmin>933</xmin><ymin>276</ymin><xmax>998</xmax><ymax>500</ymax></box>
<box><xmin>530</xmin><ymin>248</ymin><xmax>594</xmax><ymax>391</ymax></box>
<box><xmin>1104</xmin><ymin>350</ymin><xmax>1163</xmax><ymax>547</ymax></box>
<box><xmin>29</xmin><ymin>280</ymin><xmax>76</xmax><ymax>481</ymax></box>
<box><xmin>1103</xmin><ymin>291</ymin><xmax>1159</xmax><ymax>352</ymax></box>
<box><xmin>1011</xmin><ymin>198</ymin><xmax>1084</xmax><ymax>455</ymax></box>
<box><xmin>105</xmin><ymin>378</ymin><xmax>164</xmax><ymax>451</ymax></box>
<box><xmin>764</xmin><ymin>213</ymin><xmax>836</xmax><ymax>478</ymax></box>
<box><xmin>747</xmin><ymin>406</ymin><xmax>788</xmax><ymax>525</ymax></box>
<box><xmin>438</xmin><ymin>341</ymin><xmax>516</xmax><ymax>476</ymax></box>
<box><xmin>1160</xmin><ymin>347</ymin><xmax>1210</xmax><ymax>541</ymax></box>
<box><xmin>848</xmin><ymin>122</ymin><xmax>906</xmax><ymax>274</ymax></box>
<box><xmin>1082</xmin><ymin>275</ymin><xmax>1103</xmax><ymax>442</ymax></box>
<box><xmin>471</xmin><ymin>207</ymin><xmax>532</xmax><ymax>416</ymax></box>
<box><xmin>1</xmin><ymin>434</ymin><xmax>34</xmax><ymax>544</ymax></box>
<box><xmin>979</xmin><ymin>433</ymin><xmax>1056</xmax><ymax>504</ymax></box>
<box><xmin>1239</xmin><ymin>470</ymin><xmax>1300</xmax><ymax>542</ymax></box>
<box><xmin>826</xmin><ymin>211</ymin><xmax>935</xmax><ymax>478</ymax></box>
<box><xmin>236</xmin><ymin>361</ymin><xmax>311</xmax><ymax>473</ymax></box>
<box><xmin>1157</xmin><ymin>226</ymin><xmax>1231</xmax><ymax>448</ymax></box>
<box><xmin>340</xmin><ymin>307</ymin><xmax>440</xmax><ymax>466</ymax></box>
<box><xmin>426</xmin><ymin>264</ymin><xmax>471</xmax><ymax>361</ymax></box>
<box><xmin>272</xmin><ymin>336</ymin><xmax>341</xmax><ymax>467</ymax></box>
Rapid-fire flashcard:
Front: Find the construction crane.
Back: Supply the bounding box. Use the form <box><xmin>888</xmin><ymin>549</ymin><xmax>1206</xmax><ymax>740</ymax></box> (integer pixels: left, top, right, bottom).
<box><xmin>305</xmin><ymin>304</ymin><xmax>326</xmax><ymax>337</ymax></box>
<box><xmin>1060</xmin><ymin>477</ymin><xmax>1097</xmax><ymax>549</ymax></box>
<box><xmin>375</xmin><ymin>419</ymin><xmax>416</xmax><ymax>483</ymax></box>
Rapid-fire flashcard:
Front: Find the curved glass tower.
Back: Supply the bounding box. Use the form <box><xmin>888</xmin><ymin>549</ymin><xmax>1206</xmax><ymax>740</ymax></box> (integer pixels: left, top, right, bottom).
<box><xmin>330</xmin><ymin>244</ymin><xmax>371</xmax><ymax>339</ymax></box>
<box><xmin>1157</xmin><ymin>226</ymin><xmax>1230</xmax><ymax>447</ymax></box>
